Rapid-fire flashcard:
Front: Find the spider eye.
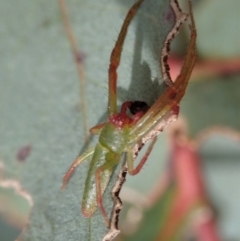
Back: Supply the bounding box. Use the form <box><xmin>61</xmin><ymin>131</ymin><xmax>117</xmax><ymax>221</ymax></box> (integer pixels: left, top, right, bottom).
<box><xmin>129</xmin><ymin>101</ymin><xmax>149</xmax><ymax>115</ymax></box>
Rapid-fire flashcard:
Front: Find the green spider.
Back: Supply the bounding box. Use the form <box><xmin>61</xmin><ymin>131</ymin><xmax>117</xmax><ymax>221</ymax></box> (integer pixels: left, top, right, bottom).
<box><xmin>62</xmin><ymin>0</ymin><xmax>197</xmax><ymax>227</ymax></box>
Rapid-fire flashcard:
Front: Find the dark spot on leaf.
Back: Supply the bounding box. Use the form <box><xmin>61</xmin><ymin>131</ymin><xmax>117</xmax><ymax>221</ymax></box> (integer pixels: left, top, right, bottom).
<box><xmin>16</xmin><ymin>145</ymin><xmax>32</xmax><ymax>162</ymax></box>
<box><xmin>42</xmin><ymin>18</ymin><xmax>51</xmax><ymax>28</ymax></box>
<box><xmin>165</xmin><ymin>10</ymin><xmax>174</xmax><ymax>22</ymax></box>
<box><xmin>75</xmin><ymin>51</ymin><xmax>86</xmax><ymax>64</ymax></box>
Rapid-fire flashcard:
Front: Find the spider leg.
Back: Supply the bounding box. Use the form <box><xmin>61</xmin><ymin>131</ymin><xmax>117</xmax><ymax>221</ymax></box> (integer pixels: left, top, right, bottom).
<box><xmin>90</xmin><ymin>123</ymin><xmax>105</xmax><ymax>135</ymax></box>
<box><xmin>62</xmin><ymin>148</ymin><xmax>94</xmax><ymax>189</ymax></box>
<box><xmin>95</xmin><ymin>155</ymin><xmax>120</xmax><ymax>227</ymax></box>
<box><xmin>127</xmin><ymin>136</ymin><xmax>157</xmax><ymax>175</ymax></box>
<box><xmin>130</xmin><ymin>1</ymin><xmax>197</xmax><ymax>139</ymax></box>
<box><xmin>108</xmin><ymin>0</ymin><xmax>144</xmax><ymax>116</ymax></box>
<box><xmin>120</xmin><ymin>101</ymin><xmax>133</xmax><ymax>114</ymax></box>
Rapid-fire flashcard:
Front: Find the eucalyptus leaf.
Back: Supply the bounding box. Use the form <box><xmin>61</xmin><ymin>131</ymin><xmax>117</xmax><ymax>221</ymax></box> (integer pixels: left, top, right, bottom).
<box><xmin>0</xmin><ymin>0</ymin><xmax>182</xmax><ymax>240</ymax></box>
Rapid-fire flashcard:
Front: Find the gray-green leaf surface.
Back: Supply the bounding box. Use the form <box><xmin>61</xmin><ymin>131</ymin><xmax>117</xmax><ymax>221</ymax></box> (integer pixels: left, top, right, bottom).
<box><xmin>0</xmin><ymin>0</ymin><xmax>180</xmax><ymax>240</ymax></box>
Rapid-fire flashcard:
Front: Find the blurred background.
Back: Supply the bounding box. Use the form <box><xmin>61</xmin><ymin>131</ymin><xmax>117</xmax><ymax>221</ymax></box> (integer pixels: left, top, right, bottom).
<box><xmin>0</xmin><ymin>0</ymin><xmax>239</xmax><ymax>240</ymax></box>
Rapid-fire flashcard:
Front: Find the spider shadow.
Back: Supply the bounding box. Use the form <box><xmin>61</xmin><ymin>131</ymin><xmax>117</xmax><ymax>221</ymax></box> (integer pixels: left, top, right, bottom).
<box><xmin>117</xmin><ymin>0</ymin><xmax>170</xmax><ymax>106</ymax></box>
<box><xmin>80</xmin><ymin>0</ymin><xmax>174</xmax><ymax>153</ymax></box>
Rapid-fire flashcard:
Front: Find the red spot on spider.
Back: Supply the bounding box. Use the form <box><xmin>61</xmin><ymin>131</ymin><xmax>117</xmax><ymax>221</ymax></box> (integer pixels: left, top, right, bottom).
<box><xmin>16</xmin><ymin>145</ymin><xmax>32</xmax><ymax>162</ymax></box>
<box><xmin>109</xmin><ymin>114</ymin><xmax>132</xmax><ymax>128</ymax></box>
